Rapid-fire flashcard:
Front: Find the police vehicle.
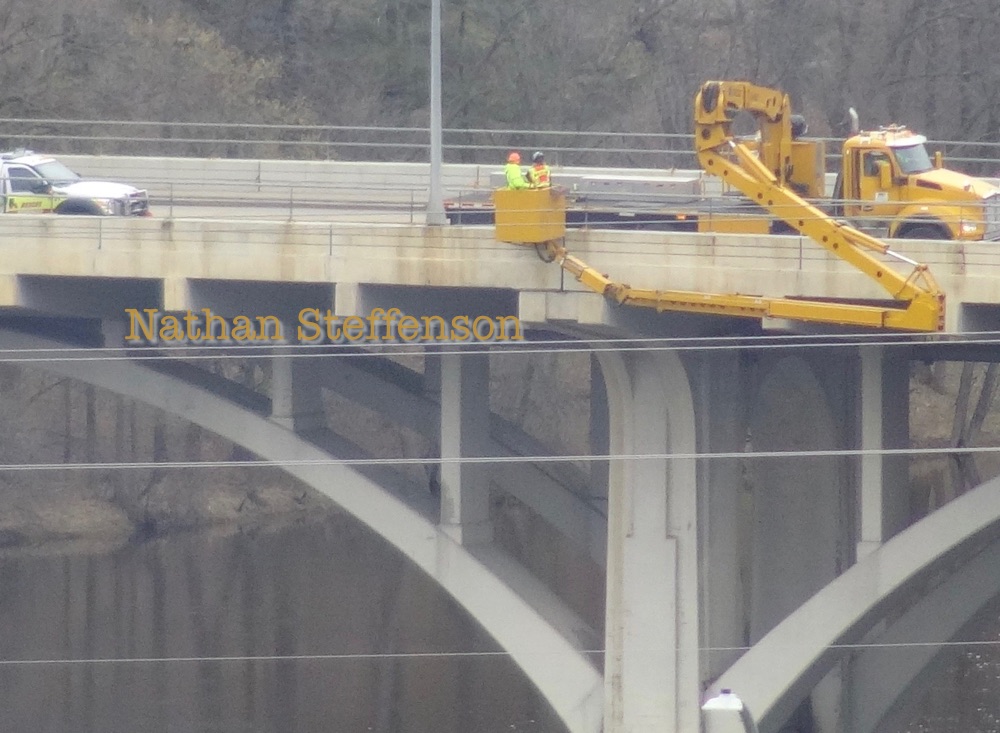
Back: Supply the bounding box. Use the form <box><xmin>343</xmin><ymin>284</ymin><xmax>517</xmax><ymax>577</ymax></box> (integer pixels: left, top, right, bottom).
<box><xmin>0</xmin><ymin>150</ymin><xmax>149</xmax><ymax>216</ymax></box>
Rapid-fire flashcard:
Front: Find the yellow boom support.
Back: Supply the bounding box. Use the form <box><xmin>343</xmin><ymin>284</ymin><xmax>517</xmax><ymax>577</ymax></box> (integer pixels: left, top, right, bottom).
<box><xmin>492</xmin><ymin>80</ymin><xmax>946</xmax><ymax>332</ymax></box>
<box><xmin>694</xmin><ymin>80</ymin><xmax>943</xmax><ymax>331</ymax></box>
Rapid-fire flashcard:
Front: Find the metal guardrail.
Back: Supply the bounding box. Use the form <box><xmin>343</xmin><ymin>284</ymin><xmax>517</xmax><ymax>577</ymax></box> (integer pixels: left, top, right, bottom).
<box><xmin>0</xmin><ymin>140</ymin><xmax>990</xmax><ymax>240</ymax></box>
<box><xmin>53</xmin><ymin>157</ymin><xmax>724</xmax><ymax>219</ymax></box>
<box><xmin>32</xmin><ymin>154</ymin><xmax>1000</xmax><ymax>231</ymax></box>
<box><xmin>0</xmin><ymin>119</ymin><xmax>696</xmax><ymax>169</ymax></box>
<box><xmin>5</xmin><ymin>119</ymin><xmax>1000</xmax><ymax>175</ymax></box>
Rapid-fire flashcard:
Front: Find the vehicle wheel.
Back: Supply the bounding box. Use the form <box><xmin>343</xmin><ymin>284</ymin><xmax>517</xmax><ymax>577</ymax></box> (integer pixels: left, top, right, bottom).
<box><xmin>55</xmin><ymin>199</ymin><xmax>103</xmax><ymax>216</ymax></box>
<box><xmin>901</xmin><ymin>224</ymin><xmax>948</xmax><ymax>240</ymax></box>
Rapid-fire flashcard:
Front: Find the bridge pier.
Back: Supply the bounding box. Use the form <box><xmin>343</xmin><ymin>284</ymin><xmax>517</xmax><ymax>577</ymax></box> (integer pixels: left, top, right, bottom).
<box><xmin>840</xmin><ymin>345</ymin><xmax>911</xmax><ymax>733</ymax></box>
<box><xmin>438</xmin><ymin>349</ymin><xmax>493</xmax><ymax>545</ymax></box>
<box><xmin>589</xmin><ymin>355</ymin><xmax>610</xmax><ymax>501</ymax></box>
<box><xmin>102</xmin><ymin>318</ymin><xmax>128</xmax><ymax>347</ymax></box>
<box><xmin>598</xmin><ymin>348</ymin><xmax>700</xmax><ymax>733</ymax></box>
<box><xmin>857</xmin><ymin>345</ymin><xmax>911</xmax><ymax>558</ymax></box>
<box><xmin>271</xmin><ymin>350</ymin><xmax>325</xmax><ymax>432</ymax></box>
<box><xmin>693</xmin><ymin>350</ymin><xmax>750</xmax><ymax>683</ymax></box>
<box><xmin>696</xmin><ymin>344</ymin><xmax>915</xmax><ymax>733</ymax></box>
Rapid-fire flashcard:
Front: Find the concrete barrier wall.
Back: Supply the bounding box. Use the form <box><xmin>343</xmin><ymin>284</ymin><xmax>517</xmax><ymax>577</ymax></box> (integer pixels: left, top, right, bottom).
<box><xmin>54</xmin><ymin>154</ymin><xmax>864</xmax><ymax>205</ymax></box>
<box><xmin>56</xmin><ymin>155</ymin><xmax>723</xmax><ymax>205</ymax></box>
<box><xmin>48</xmin><ymin>154</ymin><xmax>1000</xmax><ymax>211</ymax></box>
<box><xmin>0</xmin><ymin>215</ymin><xmax>995</xmax><ymax>305</ymax></box>
<box><xmin>58</xmin><ymin>156</ymin><xmax>477</xmax><ymax>204</ymax></box>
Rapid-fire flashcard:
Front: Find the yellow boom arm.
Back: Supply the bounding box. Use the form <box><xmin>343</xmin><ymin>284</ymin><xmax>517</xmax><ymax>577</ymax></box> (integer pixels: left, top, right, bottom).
<box><xmin>491</xmin><ymin>80</ymin><xmax>946</xmax><ymax>332</ymax></box>
<box><xmin>694</xmin><ymin>80</ymin><xmax>943</xmax><ymax>331</ymax></box>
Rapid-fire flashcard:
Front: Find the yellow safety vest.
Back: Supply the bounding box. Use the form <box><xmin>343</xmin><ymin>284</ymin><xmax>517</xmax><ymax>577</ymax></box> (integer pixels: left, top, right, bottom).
<box><xmin>505</xmin><ymin>162</ymin><xmax>531</xmax><ymax>189</ymax></box>
<box><xmin>529</xmin><ymin>164</ymin><xmax>551</xmax><ymax>187</ymax></box>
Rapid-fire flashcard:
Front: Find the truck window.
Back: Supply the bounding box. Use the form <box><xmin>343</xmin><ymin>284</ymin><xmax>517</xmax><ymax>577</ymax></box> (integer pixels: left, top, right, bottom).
<box><xmin>863</xmin><ymin>152</ymin><xmax>890</xmax><ymax>177</ymax></box>
<box><xmin>892</xmin><ymin>144</ymin><xmax>933</xmax><ymax>175</ymax></box>
<box><xmin>32</xmin><ymin>160</ymin><xmax>80</xmax><ymax>184</ymax></box>
<box><xmin>5</xmin><ymin>166</ymin><xmax>43</xmax><ymax>193</ymax></box>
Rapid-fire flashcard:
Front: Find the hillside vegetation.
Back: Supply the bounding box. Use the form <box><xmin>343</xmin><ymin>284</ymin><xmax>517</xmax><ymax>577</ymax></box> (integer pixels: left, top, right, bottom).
<box><xmin>3</xmin><ymin>0</ymin><xmax>1000</xmax><ymax>162</ymax></box>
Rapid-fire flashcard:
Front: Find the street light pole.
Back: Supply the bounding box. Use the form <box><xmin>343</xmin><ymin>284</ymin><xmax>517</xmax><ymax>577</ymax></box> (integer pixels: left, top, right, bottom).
<box><xmin>427</xmin><ymin>0</ymin><xmax>446</xmax><ymax>225</ymax></box>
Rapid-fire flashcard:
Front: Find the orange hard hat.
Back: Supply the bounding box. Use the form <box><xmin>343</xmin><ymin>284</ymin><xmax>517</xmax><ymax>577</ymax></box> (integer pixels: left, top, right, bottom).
<box><xmin>507</xmin><ymin>151</ymin><xmax>521</xmax><ymax>163</ymax></box>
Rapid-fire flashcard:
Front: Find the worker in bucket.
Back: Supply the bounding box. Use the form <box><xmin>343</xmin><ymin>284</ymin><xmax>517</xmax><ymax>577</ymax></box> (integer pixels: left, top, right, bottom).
<box><xmin>528</xmin><ymin>151</ymin><xmax>551</xmax><ymax>188</ymax></box>
<box><xmin>504</xmin><ymin>151</ymin><xmax>531</xmax><ymax>189</ymax></box>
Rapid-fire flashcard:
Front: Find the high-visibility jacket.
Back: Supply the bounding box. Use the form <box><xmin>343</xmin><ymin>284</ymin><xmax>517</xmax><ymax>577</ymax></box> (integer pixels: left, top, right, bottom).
<box><xmin>505</xmin><ymin>162</ymin><xmax>530</xmax><ymax>189</ymax></box>
<box><xmin>529</xmin><ymin>163</ymin><xmax>551</xmax><ymax>187</ymax></box>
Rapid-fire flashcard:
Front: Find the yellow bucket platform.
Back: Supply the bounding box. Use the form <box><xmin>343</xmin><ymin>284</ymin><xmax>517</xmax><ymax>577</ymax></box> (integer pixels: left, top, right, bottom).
<box><xmin>494</xmin><ymin>188</ymin><xmax>567</xmax><ymax>244</ymax></box>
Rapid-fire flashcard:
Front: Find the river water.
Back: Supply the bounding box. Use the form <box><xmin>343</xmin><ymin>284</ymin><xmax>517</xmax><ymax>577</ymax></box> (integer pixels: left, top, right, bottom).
<box><xmin>6</xmin><ymin>507</ymin><xmax>998</xmax><ymax>733</ymax></box>
<box><xmin>0</xmin><ymin>514</ymin><xmax>560</xmax><ymax>733</ymax></box>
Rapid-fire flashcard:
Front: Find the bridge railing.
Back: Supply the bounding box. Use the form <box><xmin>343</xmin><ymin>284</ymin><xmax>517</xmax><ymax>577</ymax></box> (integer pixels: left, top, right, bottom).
<box><xmin>55</xmin><ymin>155</ymin><xmax>726</xmax><ymax>219</ymax></box>
<box><xmin>38</xmin><ymin>154</ymin><xmax>1000</xmax><ymax>236</ymax></box>
<box><xmin>4</xmin><ymin>204</ymin><xmax>988</xmax><ymax>280</ymax></box>
<box><xmin>5</xmin><ymin>119</ymin><xmax>1000</xmax><ymax>175</ymax></box>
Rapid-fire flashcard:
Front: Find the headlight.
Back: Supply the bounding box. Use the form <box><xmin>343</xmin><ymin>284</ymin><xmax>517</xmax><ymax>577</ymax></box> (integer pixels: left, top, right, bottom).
<box><xmin>92</xmin><ymin>198</ymin><xmax>130</xmax><ymax>215</ymax></box>
<box><xmin>91</xmin><ymin>198</ymin><xmax>118</xmax><ymax>215</ymax></box>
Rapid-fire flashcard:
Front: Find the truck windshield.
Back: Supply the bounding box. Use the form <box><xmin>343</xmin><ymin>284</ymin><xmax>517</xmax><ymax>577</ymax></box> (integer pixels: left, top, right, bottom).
<box><xmin>32</xmin><ymin>160</ymin><xmax>81</xmax><ymax>184</ymax></box>
<box><xmin>892</xmin><ymin>144</ymin><xmax>933</xmax><ymax>175</ymax></box>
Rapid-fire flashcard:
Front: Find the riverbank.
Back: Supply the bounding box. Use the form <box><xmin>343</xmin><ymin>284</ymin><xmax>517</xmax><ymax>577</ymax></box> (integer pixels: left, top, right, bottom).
<box><xmin>0</xmin><ymin>466</ymin><xmax>331</xmax><ymax>558</ymax></box>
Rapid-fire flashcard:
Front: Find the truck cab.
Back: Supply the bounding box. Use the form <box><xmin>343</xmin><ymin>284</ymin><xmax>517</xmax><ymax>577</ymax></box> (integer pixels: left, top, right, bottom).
<box><xmin>0</xmin><ymin>150</ymin><xmax>150</xmax><ymax>216</ymax></box>
<box><xmin>838</xmin><ymin>127</ymin><xmax>1000</xmax><ymax>240</ymax></box>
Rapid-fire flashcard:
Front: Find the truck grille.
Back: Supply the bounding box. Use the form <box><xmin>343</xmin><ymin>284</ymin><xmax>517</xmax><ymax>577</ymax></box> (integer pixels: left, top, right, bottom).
<box><xmin>984</xmin><ymin>192</ymin><xmax>1000</xmax><ymax>240</ymax></box>
<box><xmin>128</xmin><ymin>190</ymin><xmax>150</xmax><ymax>216</ymax></box>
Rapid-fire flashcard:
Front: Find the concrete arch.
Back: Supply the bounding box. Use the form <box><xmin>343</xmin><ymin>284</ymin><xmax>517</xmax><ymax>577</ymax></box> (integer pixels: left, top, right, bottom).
<box><xmin>595</xmin><ymin>348</ymin><xmax>701</xmax><ymax>732</ymax></box>
<box><xmin>710</xmin><ymin>474</ymin><xmax>1000</xmax><ymax>733</ymax></box>
<box><xmin>848</xmin><ymin>534</ymin><xmax>1000</xmax><ymax>733</ymax></box>
<box><xmin>1</xmin><ymin>329</ymin><xmax>603</xmax><ymax>733</ymax></box>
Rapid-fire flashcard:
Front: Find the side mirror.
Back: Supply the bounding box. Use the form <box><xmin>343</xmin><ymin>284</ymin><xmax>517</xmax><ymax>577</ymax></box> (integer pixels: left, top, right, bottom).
<box><xmin>934</xmin><ymin>150</ymin><xmax>943</xmax><ymax>169</ymax></box>
<box><xmin>877</xmin><ymin>160</ymin><xmax>892</xmax><ymax>189</ymax></box>
<box><xmin>30</xmin><ymin>180</ymin><xmax>51</xmax><ymax>194</ymax></box>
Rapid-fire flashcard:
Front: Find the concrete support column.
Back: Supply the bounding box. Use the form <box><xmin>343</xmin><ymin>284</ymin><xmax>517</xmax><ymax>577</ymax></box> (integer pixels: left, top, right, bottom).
<box><xmin>744</xmin><ymin>354</ymin><xmax>847</xmax><ymax>733</ymax></box>
<box><xmin>589</xmin><ymin>354</ymin><xmax>609</xmax><ymax>500</ymax></box>
<box><xmin>439</xmin><ymin>350</ymin><xmax>493</xmax><ymax>545</ymax></box>
<box><xmin>843</xmin><ymin>346</ymin><xmax>910</xmax><ymax>733</ymax></box>
<box><xmin>102</xmin><ymin>319</ymin><xmax>128</xmax><ymax>348</ymax></box>
<box><xmin>694</xmin><ymin>351</ymin><xmax>749</xmax><ymax>681</ymax></box>
<box><xmin>423</xmin><ymin>346</ymin><xmax>442</xmax><ymax>399</ymax></box>
<box><xmin>856</xmin><ymin>346</ymin><xmax>910</xmax><ymax>559</ymax></box>
<box><xmin>600</xmin><ymin>350</ymin><xmax>699</xmax><ymax>733</ymax></box>
<box><xmin>271</xmin><ymin>351</ymin><xmax>325</xmax><ymax>433</ymax></box>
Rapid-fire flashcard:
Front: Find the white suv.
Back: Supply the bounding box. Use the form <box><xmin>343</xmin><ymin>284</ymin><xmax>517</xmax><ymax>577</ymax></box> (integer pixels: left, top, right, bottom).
<box><xmin>1</xmin><ymin>150</ymin><xmax>150</xmax><ymax>216</ymax></box>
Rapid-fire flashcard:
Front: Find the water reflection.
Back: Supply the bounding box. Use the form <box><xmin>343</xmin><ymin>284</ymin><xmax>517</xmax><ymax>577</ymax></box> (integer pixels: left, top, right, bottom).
<box><xmin>0</xmin><ymin>515</ymin><xmax>560</xmax><ymax>732</ymax></box>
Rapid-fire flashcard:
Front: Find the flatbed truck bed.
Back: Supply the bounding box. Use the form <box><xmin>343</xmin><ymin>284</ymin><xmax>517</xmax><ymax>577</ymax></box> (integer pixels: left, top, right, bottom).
<box><xmin>445</xmin><ymin>172</ymin><xmax>779</xmax><ymax>233</ymax></box>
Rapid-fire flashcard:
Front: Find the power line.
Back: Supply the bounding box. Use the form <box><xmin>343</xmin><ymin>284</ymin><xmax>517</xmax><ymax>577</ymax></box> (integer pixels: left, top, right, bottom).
<box><xmin>0</xmin><ymin>443</ymin><xmax>998</xmax><ymax>474</ymax></box>
<box><xmin>0</xmin><ymin>327</ymin><xmax>996</xmax><ymax>364</ymax></box>
<box><xmin>7</xmin><ymin>637</ymin><xmax>1000</xmax><ymax>667</ymax></box>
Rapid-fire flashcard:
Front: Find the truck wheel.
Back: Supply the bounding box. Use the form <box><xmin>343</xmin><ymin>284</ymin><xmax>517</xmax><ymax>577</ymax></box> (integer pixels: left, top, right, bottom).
<box><xmin>900</xmin><ymin>223</ymin><xmax>948</xmax><ymax>240</ymax></box>
<box><xmin>55</xmin><ymin>199</ymin><xmax>103</xmax><ymax>216</ymax></box>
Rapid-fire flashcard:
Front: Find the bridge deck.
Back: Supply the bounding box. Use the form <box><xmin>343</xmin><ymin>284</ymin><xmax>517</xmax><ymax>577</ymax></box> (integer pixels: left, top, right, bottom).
<box><xmin>2</xmin><ymin>216</ymin><xmax>999</xmax><ymax>333</ymax></box>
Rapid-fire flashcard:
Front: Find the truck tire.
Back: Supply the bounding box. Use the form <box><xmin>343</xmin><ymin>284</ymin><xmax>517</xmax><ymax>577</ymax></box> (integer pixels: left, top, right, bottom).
<box><xmin>899</xmin><ymin>223</ymin><xmax>949</xmax><ymax>240</ymax></box>
<box><xmin>55</xmin><ymin>199</ymin><xmax>104</xmax><ymax>216</ymax></box>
